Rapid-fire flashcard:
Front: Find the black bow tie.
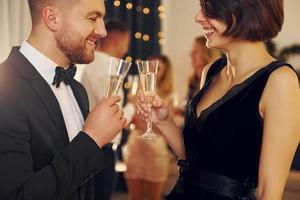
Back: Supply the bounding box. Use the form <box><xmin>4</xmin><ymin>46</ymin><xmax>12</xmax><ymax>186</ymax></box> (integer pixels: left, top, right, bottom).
<box><xmin>52</xmin><ymin>64</ymin><xmax>77</xmax><ymax>88</ymax></box>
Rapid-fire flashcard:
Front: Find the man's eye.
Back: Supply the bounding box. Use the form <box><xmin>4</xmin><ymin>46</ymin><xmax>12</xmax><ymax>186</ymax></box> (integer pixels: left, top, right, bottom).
<box><xmin>89</xmin><ymin>17</ymin><xmax>97</xmax><ymax>22</ymax></box>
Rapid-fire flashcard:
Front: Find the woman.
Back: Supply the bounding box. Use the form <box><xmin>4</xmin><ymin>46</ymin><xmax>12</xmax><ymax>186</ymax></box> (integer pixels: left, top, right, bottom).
<box><xmin>136</xmin><ymin>0</ymin><xmax>300</xmax><ymax>199</ymax></box>
<box><xmin>124</xmin><ymin>55</ymin><xmax>174</xmax><ymax>200</ymax></box>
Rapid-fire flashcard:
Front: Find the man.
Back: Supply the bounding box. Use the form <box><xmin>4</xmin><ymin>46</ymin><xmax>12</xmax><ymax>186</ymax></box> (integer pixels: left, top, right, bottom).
<box><xmin>80</xmin><ymin>19</ymin><xmax>135</xmax><ymax>200</ymax></box>
<box><xmin>0</xmin><ymin>0</ymin><xmax>126</xmax><ymax>199</ymax></box>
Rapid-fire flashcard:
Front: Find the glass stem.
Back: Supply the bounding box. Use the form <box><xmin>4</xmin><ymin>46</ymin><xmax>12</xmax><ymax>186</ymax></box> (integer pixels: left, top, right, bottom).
<box><xmin>146</xmin><ymin>105</ymin><xmax>152</xmax><ymax>134</ymax></box>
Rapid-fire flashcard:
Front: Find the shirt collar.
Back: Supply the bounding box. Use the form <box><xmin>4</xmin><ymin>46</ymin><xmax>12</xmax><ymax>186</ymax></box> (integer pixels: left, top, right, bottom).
<box><xmin>19</xmin><ymin>41</ymin><xmax>58</xmax><ymax>85</ymax></box>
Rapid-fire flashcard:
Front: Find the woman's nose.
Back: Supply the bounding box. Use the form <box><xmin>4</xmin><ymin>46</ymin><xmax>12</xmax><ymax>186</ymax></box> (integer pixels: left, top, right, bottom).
<box><xmin>195</xmin><ymin>9</ymin><xmax>207</xmax><ymax>24</ymax></box>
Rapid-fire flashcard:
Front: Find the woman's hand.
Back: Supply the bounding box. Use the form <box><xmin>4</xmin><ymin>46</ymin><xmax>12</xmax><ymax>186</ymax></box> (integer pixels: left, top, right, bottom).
<box><xmin>136</xmin><ymin>93</ymin><xmax>170</xmax><ymax>124</ymax></box>
<box><xmin>136</xmin><ymin>93</ymin><xmax>186</xmax><ymax>159</ymax></box>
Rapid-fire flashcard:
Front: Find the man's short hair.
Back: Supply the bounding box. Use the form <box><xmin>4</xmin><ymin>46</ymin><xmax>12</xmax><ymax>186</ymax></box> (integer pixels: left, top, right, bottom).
<box><xmin>27</xmin><ymin>0</ymin><xmax>78</xmax><ymax>24</ymax></box>
<box><xmin>200</xmin><ymin>0</ymin><xmax>284</xmax><ymax>41</ymax></box>
<box><xmin>105</xmin><ymin>19</ymin><xmax>129</xmax><ymax>34</ymax></box>
<box><xmin>27</xmin><ymin>0</ymin><xmax>46</xmax><ymax>23</ymax></box>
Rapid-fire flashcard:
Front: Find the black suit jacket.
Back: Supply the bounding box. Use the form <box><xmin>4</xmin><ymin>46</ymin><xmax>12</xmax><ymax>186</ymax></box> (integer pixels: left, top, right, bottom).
<box><xmin>0</xmin><ymin>47</ymin><xmax>112</xmax><ymax>200</ymax></box>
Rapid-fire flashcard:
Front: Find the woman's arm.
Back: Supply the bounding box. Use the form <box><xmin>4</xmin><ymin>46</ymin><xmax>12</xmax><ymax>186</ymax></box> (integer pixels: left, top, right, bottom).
<box><xmin>257</xmin><ymin>66</ymin><xmax>300</xmax><ymax>200</ymax></box>
<box><xmin>150</xmin><ymin>62</ymin><xmax>214</xmax><ymax>159</ymax></box>
<box><xmin>156</xmin><ymin>117</ymin><xmax>185</xmax><ymax>159</ymax></box>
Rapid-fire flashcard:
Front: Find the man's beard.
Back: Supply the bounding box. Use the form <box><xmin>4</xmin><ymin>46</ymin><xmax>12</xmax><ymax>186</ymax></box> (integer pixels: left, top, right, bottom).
<box><xmin>55</xmin><ymin>24</ymin><xmax>95</xmax><ymax>64</ymax></box>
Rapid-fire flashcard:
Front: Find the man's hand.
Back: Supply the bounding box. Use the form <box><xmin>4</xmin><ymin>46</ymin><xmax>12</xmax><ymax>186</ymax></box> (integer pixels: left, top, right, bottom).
<box><xmin>83</xmin><ymin>96</ymin><xmax>127</xmax><ymax>147</ymax></box>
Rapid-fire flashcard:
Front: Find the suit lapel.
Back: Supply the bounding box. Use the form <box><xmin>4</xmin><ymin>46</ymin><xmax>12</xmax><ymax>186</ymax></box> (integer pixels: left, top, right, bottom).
<box><xmin>70</xmin><ymin>79</ymin><xmax>89</xmax><ymax>120</ymax></box>
<box><xmin>31</xmin><ymin>76</ymin><xmax>69</xmax><ymax>145</ymax></box>
<box><xmin>9</xmin><ymin>47</ymin><xmax>69</xmax><ymax>145</ymax></box>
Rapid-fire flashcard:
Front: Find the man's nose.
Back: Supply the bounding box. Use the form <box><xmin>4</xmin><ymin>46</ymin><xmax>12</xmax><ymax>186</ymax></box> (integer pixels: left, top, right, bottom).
<box><xmin>94</xmin><ymin>19</ymin><xmax>107</xmax><ymax>38</ymax></box>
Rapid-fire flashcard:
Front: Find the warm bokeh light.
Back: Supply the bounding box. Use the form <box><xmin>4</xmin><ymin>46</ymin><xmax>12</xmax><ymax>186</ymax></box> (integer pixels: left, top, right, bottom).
<box><xmin>113</xmin><ymin>0</ymin><xmax>121</xmax><ymax>7</ymax></box>
<box><xmin>159</xmin><ymin>38</ymin><xmax>165</xmax><ymax>45</ymax></box>
<box><xmin>143</xmin><ymin>8</ymin><xmax>150</xmax><ymax>14</ymax></box>
<box><xmin>158</xmin><ymin>5</ymin><xmax>165</xmax><ymax>12</ymax></box>
<box><xmin>125</xmin><ymin>56</ymin><xmax>133</xmax><ymax>62</ymax></box>
<box><xmin>124</xmin><ymin>81</ymin><xmax>132</xmax><ymax>89</ymax></box>
<box><xmin>159</xmin><ymin>13</ymin><xmax>165</xmax><ymax>19</ymax></box>
<box><xmin>126</xmin><ymin>3</ymin><xmax>133</xmax><ymax>9</ymax></box>
<box><xmin>135</xmin><ymin>32</ymin><xmax>142</xmax><ymax>39</ymax></box>
<box><xmin>143</xmin><ymin>34</ymin><xmax>150</xmax><ymax>41</ymax></box>
<box><xmin>130</xmin><ymin>123</ymin><xmax>136</xmax><ymax>130</ymax></box>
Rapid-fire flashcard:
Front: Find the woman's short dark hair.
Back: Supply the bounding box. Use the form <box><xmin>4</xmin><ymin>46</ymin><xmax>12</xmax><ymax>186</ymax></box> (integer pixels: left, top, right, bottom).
<box><xmin>200</xmin><ymin>0</ymin><xmax>284</xmax><ymax>41</ymax></box>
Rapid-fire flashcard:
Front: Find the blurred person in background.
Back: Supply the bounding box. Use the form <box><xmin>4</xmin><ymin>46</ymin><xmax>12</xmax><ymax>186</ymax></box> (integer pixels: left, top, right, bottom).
<box><xmin>80</xmin><ymin>19</ymin><xmax>135</xmax><ymax>200</ymax></box>
<box><xmin>124</xmin><ymin>55</ymin><xmax>175</xmax><ymax>200</ymax></box>
<box><xmin>186</xmin><ymin>36</ymin><xmax>221</xmax><ymax>103</ymax></box>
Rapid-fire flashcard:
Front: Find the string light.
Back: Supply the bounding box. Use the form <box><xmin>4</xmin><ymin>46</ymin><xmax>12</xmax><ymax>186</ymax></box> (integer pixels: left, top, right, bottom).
<box><xmin>143</xmin><ymin>34</ymin><xmax>150</xmax><ymax>41</ymax></box>
<box><xmin>158</xmin><ymin>5</ymin><xmax>165</xmax><ymax>45</ymax></box>
<box><xmin>109</xmin><ymin>2</ymin><xmax>162</xmax><ymax>61</ymax></box>
<box><xmin>143</xmin><ymin>8</ymin><xmax>150</xmax><ymax>14</ymax></box>
<box><xmin>159</xmin><ymin>13</ymin><xmax>165</xmax><ymax>19</ymax></box>
<box><xmin>158</xmin><ymin>5</ymin><xmax>165</xmax><ymax>12</ymax></box>
<box><xmin>159</xmin><ymin>38</ymin><xmax>165</xmax><ymax>45</ymax></box>
<box><xmin>126</xmin><ymin>3</ymin><xmax>133</xmax><ymax>9</ymax></box>
<box><xmin>113</xmin><ymin>0</ymin><xmax>121</xmax><ymax>7</ymax></box>
<box><xmin>124</xmin><ymin>82</ymin><xmax>131</xmax><ymax>89</ymax></box>
<box><xmin>135</xmin><ymin>32</ymin><xmax>142</xmax><ymax>39</ymax></box>
<box><xmin>125</xmin><ymin>56</ymin><xmax>133</xmax><ymax>62</ymax></box>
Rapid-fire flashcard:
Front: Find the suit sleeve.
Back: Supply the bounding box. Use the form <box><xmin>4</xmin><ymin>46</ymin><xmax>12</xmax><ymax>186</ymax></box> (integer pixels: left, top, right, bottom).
<box><xmin>0</xmin><ymin>94</ymin><xmax>112</xmax><ymax>200</ymax></box>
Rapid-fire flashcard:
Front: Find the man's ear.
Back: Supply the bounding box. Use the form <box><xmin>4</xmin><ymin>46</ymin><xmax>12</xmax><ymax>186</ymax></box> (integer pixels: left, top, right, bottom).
<box><xmin>41</xmin><ymin>7</ymin><xmax>60</xmax><ymax>31</ymax></box>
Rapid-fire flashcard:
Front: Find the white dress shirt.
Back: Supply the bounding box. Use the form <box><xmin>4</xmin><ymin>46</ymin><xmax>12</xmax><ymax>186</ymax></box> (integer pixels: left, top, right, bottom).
<box><xmin>20</xmin><ymin>41</ymin><xmax>84</xmax><ymax>141</ymax></box>
<box><xmin>80</xmin><ymin>51</ymin><xmax>135</xmax><ymax>144</ymax></box>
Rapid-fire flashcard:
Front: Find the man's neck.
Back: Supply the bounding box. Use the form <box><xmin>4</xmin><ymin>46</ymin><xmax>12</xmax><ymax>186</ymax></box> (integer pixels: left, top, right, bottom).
<box><xmin>27</xmin><ymin>30</ymin><xmax>70</xmax><ymax>68</ymax></box>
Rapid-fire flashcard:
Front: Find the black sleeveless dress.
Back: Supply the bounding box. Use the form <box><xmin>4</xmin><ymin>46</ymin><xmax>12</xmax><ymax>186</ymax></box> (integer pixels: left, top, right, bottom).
<box><xmin>165</xmin><ymin>58</ymin><xmax>296</xmax><ymax>200</ymax></box>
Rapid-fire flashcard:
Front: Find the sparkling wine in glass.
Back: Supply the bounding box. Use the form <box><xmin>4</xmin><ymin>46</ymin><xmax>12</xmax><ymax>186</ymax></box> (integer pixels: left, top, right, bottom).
<box><xmin>106</xmin><ymin>57</ymin><xmax>131</xmax><ymax>97</ymax></box>
<box><xmin>128</xmin><ymin>74</ymin><xmax>139</xmax><ymax>96</ymax></box>
<box><xmin>136</xmin><ymin>60</ymin><xmax>158</xmax><ymax>139</ymax></box>
<box><xmin>106</xmin><ymin>74</ymin><xmax>125</xmax><ymax>97</ymax></box>
<box><xmin>140</xmin><ymin>72</ymin><xmax>156</xmax><ymax>106</ymax></box>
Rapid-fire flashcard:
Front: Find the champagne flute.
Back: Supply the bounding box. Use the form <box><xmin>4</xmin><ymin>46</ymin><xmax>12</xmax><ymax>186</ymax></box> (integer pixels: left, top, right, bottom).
<box><xmin>106</xmin><ymin>57</ymin><xmax>131</xmax><ymax>97</ymax></box>
<box><xmin>136</xmin><ymin>60</ymin><xmax>158</xmax><ymax>139</ymax></box>
<box><xmin>128</xmin><ymin>74</ymin><xmax>139</xmax><ymax>96</ymax></box>
<box><xmin>106</xmin><ymin>57</ymin><xmax>131</xmax><ymax>173</ymax></box>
